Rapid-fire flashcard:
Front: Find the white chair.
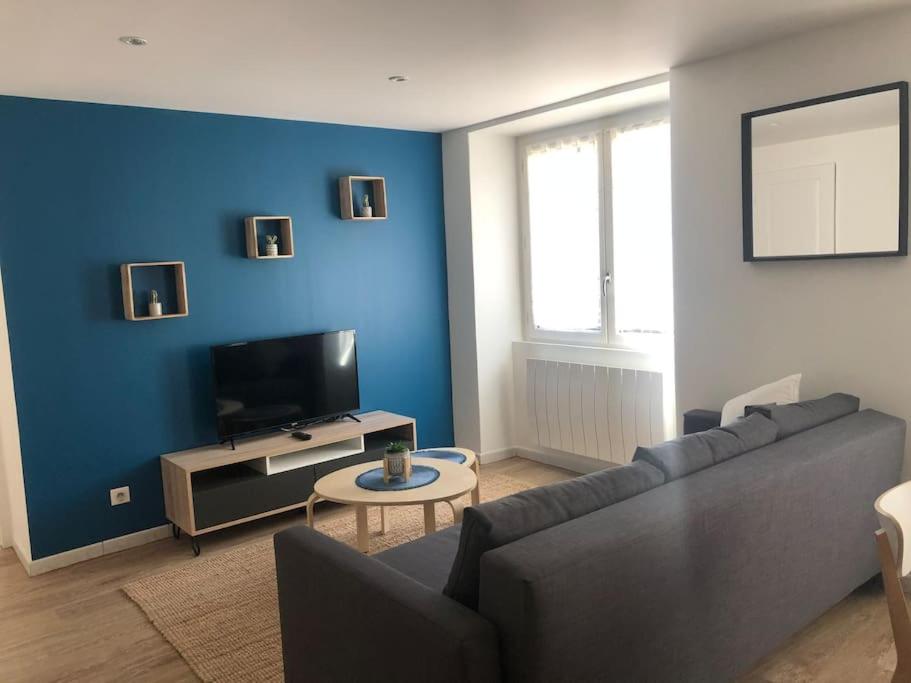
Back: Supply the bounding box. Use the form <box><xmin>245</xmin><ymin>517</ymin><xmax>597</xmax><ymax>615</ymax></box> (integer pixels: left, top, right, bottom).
<box><xmin>875</xmin><ymin>481</ymin><xmax>911</xmax><ymax>682</ymax></box>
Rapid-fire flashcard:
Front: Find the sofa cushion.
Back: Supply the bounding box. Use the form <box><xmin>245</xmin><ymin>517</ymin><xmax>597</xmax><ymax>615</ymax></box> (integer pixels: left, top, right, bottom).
<box><xmin>707</xmin><ymin>413</ymin><xmax>779</xmax><ymax>463</ymax></box>
<box><xmin>633</xmin><ymin>433</ymin><xmax>713</xmax><ymax>480</ymax></box>
<box><xmin>633</xmin><ymin>413</ymin><xmax>778</xmax><ymax>479</ymax></box>
<box><xmin>751</xmin><ymin>392</ymin><xmax>860</xmax><ymax>439</ymax></box>
<box><xmin>443</xmin><ymin>460</ymin><xmax>665</xmax><ymax>609</ymax></box>
<box><xmin>375</xmin><ymin>525</ymin><xmax>461</xmax><ymax>592</ymax></box>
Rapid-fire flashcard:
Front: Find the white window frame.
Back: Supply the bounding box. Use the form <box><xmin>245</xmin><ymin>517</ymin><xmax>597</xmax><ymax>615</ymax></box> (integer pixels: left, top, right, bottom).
<box><xmin>517</xmin><ymin>105</ymin><xmax>670</xmax><ymax>349</ymax></box>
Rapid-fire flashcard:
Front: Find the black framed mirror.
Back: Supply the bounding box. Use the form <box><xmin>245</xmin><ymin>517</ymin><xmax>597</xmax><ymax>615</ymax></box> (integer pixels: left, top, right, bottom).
<box><xmin>742</xmin><ymin>81</ymin><xmax>908</xmax><ymax>261</ymax></box>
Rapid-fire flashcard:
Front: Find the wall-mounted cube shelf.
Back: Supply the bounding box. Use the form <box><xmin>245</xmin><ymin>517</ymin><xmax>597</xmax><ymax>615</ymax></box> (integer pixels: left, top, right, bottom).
<box><xmin>120</xmin><ymin>261</ymin><xmax>189</xmax><ymax>321</ymax></box>
<box><xmin>245</xmin><ymin>216</ymin><xmax>294</xmax><ymax>259</ymax></box>
<box><xmin>339</xmin><ymin>176</ymin><xmax>387</xmax><ymax>220</ymax></box>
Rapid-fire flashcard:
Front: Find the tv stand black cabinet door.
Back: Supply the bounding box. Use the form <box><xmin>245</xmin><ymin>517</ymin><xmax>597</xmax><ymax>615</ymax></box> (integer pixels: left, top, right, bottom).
<box><xmin>192</xmin><ymin>465</ymin><xmax>315</xmax><ymax>530</ymax></box>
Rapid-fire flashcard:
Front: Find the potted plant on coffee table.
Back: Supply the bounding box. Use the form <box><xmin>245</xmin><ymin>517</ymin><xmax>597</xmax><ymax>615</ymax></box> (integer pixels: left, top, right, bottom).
<box><xmin>383</xmin><ymin>441</ymin><xmax>412</xmax><ymax>484</ymax></box>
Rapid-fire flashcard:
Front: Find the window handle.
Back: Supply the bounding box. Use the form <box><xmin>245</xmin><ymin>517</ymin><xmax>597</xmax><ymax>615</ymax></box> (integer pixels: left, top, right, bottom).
<box><xmin>602</xmin><ymin>272</ymin><xmax>612</xmax><ymax>297</ymax></box>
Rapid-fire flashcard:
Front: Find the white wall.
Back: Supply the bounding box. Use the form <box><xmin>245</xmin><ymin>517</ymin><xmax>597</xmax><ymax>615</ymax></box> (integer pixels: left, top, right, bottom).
<box><xmin>0</xmin><ymin>448</ymin><xmax>8</xmax><ymax>547</ymax></box>
<box><xmin>441</xmin><ymin>129</ymin><xmax>523</xmax><ymax>457</ymax></box>
<box><xmin>442</xmin><ymin>131</ymin><xmax>483</xmax><ymax>452</ymax></box>
<box><xmin>671</xmin><ymin>9</ymin><xmax>911</xmax><ymax>470</ymax></box>
<box><xmin>0</xmin><ymin>270</ymin><xmax>31</xmax><ymax>561</ymax></box>
<box><xmin>468</xmin><ymin>131</ymin><xmax>523</xmax><ymax>455</ymax></box>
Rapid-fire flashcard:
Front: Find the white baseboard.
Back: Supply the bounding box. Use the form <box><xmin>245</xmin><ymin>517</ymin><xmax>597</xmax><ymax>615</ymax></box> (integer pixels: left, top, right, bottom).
<box><xmin>513</xmin><ymin>446</ymin><xmax>612</xmax><ymax>474</ymax></box>
<box><xmin>101</xmin><ymin>524</ymin><xmax>171</xmax><ymax>555</ymax></box>
<box><xmin>479</xmin><ymin>447</ymin><xmax>515</xmax><ymax>464</ymax></box>
<box><xmin>22</xmin><ymin>524</ymin><xmax>171</xmax><ymax>577</ymax></box>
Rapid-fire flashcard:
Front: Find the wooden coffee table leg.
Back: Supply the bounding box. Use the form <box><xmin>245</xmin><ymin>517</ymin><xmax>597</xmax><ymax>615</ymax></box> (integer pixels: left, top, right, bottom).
<box><xmin>423</xmin><ymin>502</ymin><xmax>436</xmax><ymax>535</ymax></box>
<box><xmin>355</xmin><ymin>505</ymin><xmax>369</xmax><ymax>553</ymax></box>
<box><xmin>471</xmin><ymin>460</ymin><xmax>481</xmax><ymax>506</ymax></box>
<box><xmin>380</xmin><ymin>506</ymin><xmax>387</xmax><ymax>535</ymax></box>
<box><xmin>448</xmin><ymin>499</ymin><xmax>466</xmax><ymax>524</ymax></box>
<box><xmin>306</xmin><ymin>493</ymin><xmax>319</xmax><ymax>528</ymax></box>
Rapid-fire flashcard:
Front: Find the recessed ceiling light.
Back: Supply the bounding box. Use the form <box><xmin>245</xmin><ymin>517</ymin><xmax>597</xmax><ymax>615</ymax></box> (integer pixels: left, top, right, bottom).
<box><xmin>387</xmin><ymin>75</ymin><xmax>408</xmax><ymax>83</ymax></box>
<box><xmin>119</xmin><ymin>36</ymin><xmax>148</xmax><ymax>47</ymax></box>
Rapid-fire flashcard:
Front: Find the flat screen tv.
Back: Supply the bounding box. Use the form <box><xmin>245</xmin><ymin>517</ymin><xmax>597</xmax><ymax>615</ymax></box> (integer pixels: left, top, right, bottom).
<box><xmin>211</xmin><ymin>330</ymin><xmax>360</xmax><ymax>441</ymax></box>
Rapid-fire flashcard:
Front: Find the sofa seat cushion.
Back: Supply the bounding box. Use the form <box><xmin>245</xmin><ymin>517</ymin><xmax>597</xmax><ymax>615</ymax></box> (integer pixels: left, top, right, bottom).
<box><xmin>375</xmin><ymin>525</ymin><xmax>461</xmax><ymax>592</ymax></box>
<box><xmin>633</xmin><ymin>413</ymin><xmax>778</xmax><ymax>480</ymax></box>
<box><xmin>750</xmin><ymin>393</ymin><xmax>860</xmax><ymax>439</ymax></box>
<box><xmin>443</xmin><ymin>460</ymin><xmax>665</xmax><ymax>609</ymax></box>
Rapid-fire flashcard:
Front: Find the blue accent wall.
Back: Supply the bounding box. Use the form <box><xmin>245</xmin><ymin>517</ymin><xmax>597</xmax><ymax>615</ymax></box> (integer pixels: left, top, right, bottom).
<box><xmin>0</xmin><ymin>97</ymin><xmax>453</xmax><ymax>559</ymax></box>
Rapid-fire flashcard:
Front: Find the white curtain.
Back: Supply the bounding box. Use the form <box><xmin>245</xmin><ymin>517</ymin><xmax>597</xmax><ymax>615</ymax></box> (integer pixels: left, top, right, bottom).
<box><xmin>525</xmin><ymin>135</ymin><xmax>601</xmax><ymax>333</ymax></box>
<box><xmin>610</xmin><ymin>120</ymin><xmax>673</xmax><ymax>336</ymax></box>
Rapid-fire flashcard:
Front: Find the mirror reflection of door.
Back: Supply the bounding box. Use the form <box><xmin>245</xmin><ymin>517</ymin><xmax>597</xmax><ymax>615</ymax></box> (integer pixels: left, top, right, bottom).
<box><xmin>753</xmin><ymin>162</ymin><xmax>835</xmax><ymax>257</ymax></box>
<box><xmin>746</xmin><ymin>84</ymin><xmax>906</xmax><ymax>260</ymax></box>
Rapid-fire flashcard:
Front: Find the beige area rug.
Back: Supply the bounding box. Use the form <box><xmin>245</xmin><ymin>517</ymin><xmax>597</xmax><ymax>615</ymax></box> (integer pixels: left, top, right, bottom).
<box><xmin>123</xmin><ymin>472</ymin><xmax>530</xmax><ymax>682</ymax></box>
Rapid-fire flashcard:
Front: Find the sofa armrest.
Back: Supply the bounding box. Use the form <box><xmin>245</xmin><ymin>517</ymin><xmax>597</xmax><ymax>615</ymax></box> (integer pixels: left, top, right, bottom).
<box><xmin>683</xmin><ymin>408</ymin><xmax>721</xmax><ymax>434</ymax></box>
<box><xmin>274</xmin><ymin>526</ymin><xmax>500</xmax><ymax>683</ymax></box>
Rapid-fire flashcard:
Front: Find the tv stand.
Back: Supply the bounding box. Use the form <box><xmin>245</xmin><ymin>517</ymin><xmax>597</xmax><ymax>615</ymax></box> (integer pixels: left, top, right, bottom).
<box><xmin>161</xmin><ymin>410</ymin><xmax>416</xmax><ymax>556</ymax></box>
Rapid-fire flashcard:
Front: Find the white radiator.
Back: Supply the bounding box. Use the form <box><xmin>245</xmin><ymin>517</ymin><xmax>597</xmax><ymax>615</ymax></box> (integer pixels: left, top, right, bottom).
<box><xmin>525</xmin><ymin>358</ymin><xmax>664</xmax><ymax>464</ymax></box>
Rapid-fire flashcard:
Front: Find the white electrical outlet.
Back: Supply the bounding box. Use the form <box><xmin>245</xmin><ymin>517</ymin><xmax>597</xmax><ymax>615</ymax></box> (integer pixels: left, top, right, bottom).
<box><xmin>110</xmin><ymin>486</ymin><xmax>131</xmax><ymax>506</ymax></box>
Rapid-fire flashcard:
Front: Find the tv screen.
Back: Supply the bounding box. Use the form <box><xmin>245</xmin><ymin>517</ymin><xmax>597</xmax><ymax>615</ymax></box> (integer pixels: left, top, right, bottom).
<box><xmin>211</xmin><ymin>330</ymin><xmax>360</xmax><ymax>440</ymax></box>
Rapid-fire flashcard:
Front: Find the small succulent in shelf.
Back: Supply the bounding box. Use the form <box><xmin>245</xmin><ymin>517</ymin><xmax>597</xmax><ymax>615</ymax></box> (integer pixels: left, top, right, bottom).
<box><xmin>360</xmin><ymin>193</ymin><xmax>373</xmax><ymax>218</ymax></box>
<box><xmin>148</xmin><ymin>289</ymin><xmax>162</xmax><ymax>317</ymax></box>
<box><xmin>383</xmin><ymin>440</ymin><xmax>412</xmax><ymax>483</ymax></box>
<box><xmin>265</xmin><ymin>234</ymin><xmax>279</xmax><ymax>245</ymax></box>
<box><xmin>264</xmin><ymin>234</ymin><xmax>279</xmax><ymax>257</ymax></box>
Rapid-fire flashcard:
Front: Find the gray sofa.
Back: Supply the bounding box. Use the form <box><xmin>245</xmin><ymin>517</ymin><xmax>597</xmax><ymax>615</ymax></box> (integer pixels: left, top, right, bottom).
<box><xmin>274</xmin><ymin>394</ymin><xmax>905</xmax><ymax>682</ymax></box>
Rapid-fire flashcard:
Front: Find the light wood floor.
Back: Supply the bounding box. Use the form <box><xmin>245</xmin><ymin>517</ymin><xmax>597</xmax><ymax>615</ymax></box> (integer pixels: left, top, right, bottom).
<box><xmin>0</xmin><ymin>457</ymin><xmax>897</xmax><ymax>682</ymax></box>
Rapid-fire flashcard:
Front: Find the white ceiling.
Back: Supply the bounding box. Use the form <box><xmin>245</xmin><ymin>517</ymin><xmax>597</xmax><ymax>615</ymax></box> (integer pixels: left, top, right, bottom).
<box><xmin>0</xmin><ymin>0</ymin><xmax>907</xmax><ymax>132</ymax></box>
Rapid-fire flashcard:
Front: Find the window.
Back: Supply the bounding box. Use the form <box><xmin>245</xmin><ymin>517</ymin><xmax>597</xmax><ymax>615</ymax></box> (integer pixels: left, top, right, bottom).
<box><xmin>520</xmin><ymin>117</ymin><xmax>672</xmax><ymax>347</ymax></box>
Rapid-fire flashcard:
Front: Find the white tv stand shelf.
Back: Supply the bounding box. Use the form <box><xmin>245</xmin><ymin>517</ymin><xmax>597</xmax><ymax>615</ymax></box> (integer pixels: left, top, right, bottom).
<box><xmin>161</xmin><ymin>411</ymin><xmax>416</xmax><ymax>555</ymax></box>
<box><xmin>247</xmin><ymin>435</ymin><xmax>366</xmax><ymax>475</ymax></box>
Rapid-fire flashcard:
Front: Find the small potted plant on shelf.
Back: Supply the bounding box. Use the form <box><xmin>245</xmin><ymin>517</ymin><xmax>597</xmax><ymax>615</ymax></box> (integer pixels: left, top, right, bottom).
<box><xmin>360</xmin><ymin>193</ymin><xmax>373</xmax><ymax>218</ymax></box>
<box><xmin>264</xmin><ymin>234</ymin><xmax>280</xmax><ymax>257</ymax></box>
<box><xmin>148</xmin><ymin>289</ymin><xmax>162</xmax><ymax>317</ymax></box>
<box><xmin>383</xmin><ymin>441</ymin><xmax>411</xmax><ymax>483</ymax></box>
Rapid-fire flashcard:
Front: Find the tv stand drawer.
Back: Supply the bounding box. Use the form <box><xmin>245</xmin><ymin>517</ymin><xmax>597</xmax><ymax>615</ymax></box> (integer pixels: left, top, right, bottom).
<box><xmin>192</xmin><ymin>465</ymin><xmax>315</xmax><ymax>531</ymax></box>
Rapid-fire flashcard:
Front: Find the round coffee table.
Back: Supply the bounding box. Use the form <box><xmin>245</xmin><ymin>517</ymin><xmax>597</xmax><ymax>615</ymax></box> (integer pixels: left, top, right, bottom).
<box><xmin>306</xmin><ymin>457</ymin><xmax>477</xmax><ymax>553</ymax></box>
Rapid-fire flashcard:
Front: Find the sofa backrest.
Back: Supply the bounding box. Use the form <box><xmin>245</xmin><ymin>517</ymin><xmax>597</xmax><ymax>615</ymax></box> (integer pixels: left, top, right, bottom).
<box><xmin>633</xmin><ymin>412</ymin><xmax>778</xmax><ymax>480</ymax></box>
<box><xmin>748</xmin><ymin>392</ymin><xmax>860</xmax><ymax>438</ymax></box>
<box><xmin>443</xmin><ymin>460</ymin><xmax>665</xmax><ymax>609</ymax></box>
<box><xmin>476</xmin><ymin>409</ymin><xmax>904</xmax><ymax>683</ymax></box>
